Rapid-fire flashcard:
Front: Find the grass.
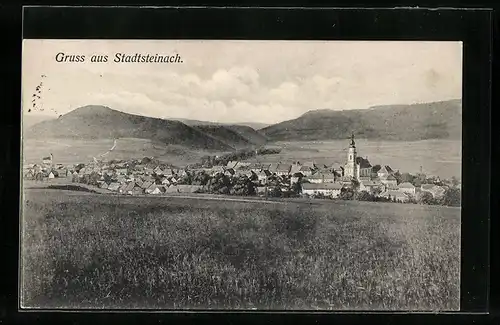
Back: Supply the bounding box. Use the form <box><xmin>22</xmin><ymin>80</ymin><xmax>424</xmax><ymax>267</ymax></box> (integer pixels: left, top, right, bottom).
<box><xmin>21</xmin><ymin>189</ymin><xmax>460</xmax><ymax>310</ymax></box>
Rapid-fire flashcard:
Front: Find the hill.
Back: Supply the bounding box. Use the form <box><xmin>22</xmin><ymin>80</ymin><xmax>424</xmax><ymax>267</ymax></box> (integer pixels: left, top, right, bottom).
<box><xmin>223</xmin><ymin>125</ymin><xmax>269</xmax><ymax>146</ymax></box>
<box><xmin>260</xmin><ymin>99</ymin><xmax>462</xmax><ymax>141</ymax></box>
<box><xmin>192</xmin><ymin>125</ymin><xmax>255</xmax><ymax>150</ymax></box>
<box><xmin>25</xmin><ymin>105</ymin><xmax>234</xmax><ymax>151</ymax></box>
<box><xmin>171</xmin><ymin>119</ymin><xmax>269</xmax><ymax>146</ymax></box>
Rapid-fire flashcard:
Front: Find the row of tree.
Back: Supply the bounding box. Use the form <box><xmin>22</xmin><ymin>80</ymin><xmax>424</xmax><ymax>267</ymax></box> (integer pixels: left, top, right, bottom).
<box><xmin>196</xmin><ymin>147</ymin><xmax>282</xmax><ymax>168</ymax></box>
<box><xmin>308</xmin><ymin>187</ymin><xmax>461</xmax><ymax>207</ymax></box>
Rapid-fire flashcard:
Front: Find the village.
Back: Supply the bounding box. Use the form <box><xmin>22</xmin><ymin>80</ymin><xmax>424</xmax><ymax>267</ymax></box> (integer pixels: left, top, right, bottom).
<box><xmin>23</xmin><ymin>134</ymin><xmax>461</xmax><ymax>206</ymax></box>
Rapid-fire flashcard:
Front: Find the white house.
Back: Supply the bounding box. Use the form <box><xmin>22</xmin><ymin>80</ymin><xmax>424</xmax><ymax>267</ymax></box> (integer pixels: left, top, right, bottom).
<box><xmin>359</xmin><ymin>180</ymin><xmax>384</xmax><ymax>194</ymax></box>
<box><xmin>398</xmin><ymin>182</ymin><xmax>416</xmax><ymax>194</ymax></box>
<box><xmin>301</xmin><ymin>183</ymin><xmax>343</xmax><ymax>198</ymax></box>
<box><xmin>380</xmin><ymin>190</ymin><xmax>409</xmax><ymax>203</ymax></box>
<box><xmin>275</xmin><ymin>164</ymin><xmax>291</xmax><ymax>176</ymax></box>
<box><xmin>380</xmin><ymin>174</ymin><xmax>398</xmax><ymax>188</ymax></box>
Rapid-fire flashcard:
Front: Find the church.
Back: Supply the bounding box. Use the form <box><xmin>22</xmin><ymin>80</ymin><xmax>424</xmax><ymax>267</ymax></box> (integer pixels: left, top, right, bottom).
<box><xmin>343</xmin><ymin>133</ymin><xmax>373</xmax><ymax>182</ymax></box>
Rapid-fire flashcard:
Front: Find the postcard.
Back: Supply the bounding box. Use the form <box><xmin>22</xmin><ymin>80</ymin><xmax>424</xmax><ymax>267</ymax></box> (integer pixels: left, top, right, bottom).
<box><xmin>20</xmin><ymin>39</ymin><xmax>462</xmax><ymax>310</ymax></box>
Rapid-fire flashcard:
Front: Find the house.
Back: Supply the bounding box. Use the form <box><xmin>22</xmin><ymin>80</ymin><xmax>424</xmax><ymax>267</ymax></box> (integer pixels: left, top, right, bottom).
<box><xmin>115</xmin><ymin>168</ymin><xmax>128</xmax><ymax>175</ymax></box>
<box><xmin>224</xmin><ymin>168</ymin><xmax>235</xmax><ymax>176</ymax></box>
<box><xmin>290</xmin><ymin>163</ymin><xmax>302</xmax><ymax>175</ymax></box>
<box><xmin>153</xmin><ymin>166</ymin><xmax>164</xmax><ymax>176</ymax></box>
<box><xmin>123</xmin><ymin>182</ymin><xmax>136</xmax><ymax>194</ymax></box>
<box><xmin>318</xmin><ymin>172</ymin><xmax>336</xmax><ymax>183</ymax></box>
<box><xmin>257</xmin><ymin>170</ymin><xmax>271</xmax><ymax>184</ymax></box>
<box><xmin>359</xmin><ymin>180</ymin><xmax>384</xmax><ymax>194</ymax></box>
<box><xmin>107</xmin><ymin>182</ymin><xmax>121</xmax><ymax>192</ymax></box>
<box><xmin>276</xmin><ymin>164</ymin><xmax>291</xmax><ymax>176</ymax></box>
<box><xmin>260</xmin><ymin>164</ymin><xmax>272</xmax><ymax>171</ymax></box>
<box><xmin>238</xmin><ymin>170</ymin><xmax>255</xmax><ymax>179</ymax></box>
<box><xmin>131</xmin><ymin>185</ymin><xmax>144</xmax><ymax>195</ymax></box>
<box><xmin>141</xmin><ymin>181</ymin><xmax>154</xmax><ymax>190</ymax></box>
<box><xmin>306</xmin><ymin>173</ymin><xmax>324</xmax><ymax>184</ymax></box>
<box><xmin>161</xmin><ymin>178</ymin><xmax>171</xmax><ymax>185</ymax></box>
<box><xmin>210</xmin><ymin>166</ymin><xmax>225</xmax><ymax>176</ymax></box>
<box><xmin>149</xmin><ymin>185</ymin><xmax>166</xmax><ymax>195</ymax></box>
<box><xmin>163</xmin><ymin>168</ymin><xmax>174</xmax><ymax>177</ymax></box>
<box><xmin>226</xmin><ymin>161</ymin><xmax>239</xmax><ymax>169</ymax></box>
<box><xmin>398</xmin><ymin>182</ymin><xmax>416</xmax><ymax>194</ymax></box>
<box><xmin>377</xmin><ymin>165</ymin><xmax>394</xmax><ymax>178</ymax></box>
<box><xmin>301</xmin><ymin>183</ymin><xmax>343</xmax><ymax>198</ymax></box>
<box><xmin>250</xmin><ymin>163</ymin><xmax>263</xmax><ymax>173</ymax></box>
<box><xmin>256</xmin><ymin>186</ymin><xmax>267</xmax><ymax>196</ymax></box>
<box><xmin>268</xmin><ymin>163</ymin><xmax>279</xmax><ymax>174</ymax></box>
<box><xmin>380</xmin><ymin>190</ymin><xmax>409</xmax><ymax>203</ymax></box>
<box><xmin>290</xmin><ymin>172</ymin><xmax>303</xmax><ymax>184</ymax></box>
<box><xmin>299</xmin><ymin>165</ymin><xmax>313</xmax><ymax>177</ymax></box>
<box><xmin>99</xmin><ymin>182</ymin><xmax>109</xmax><ymax>189</ymax></box>
<box><xmin>380</xmin><ymin>174</ymin><xmax>398</xmax><ymax>188</ymax></box>
<box><xmin>236</xmin><ymin>162</ymin><xmax>251</xmax><ymax>169</ymax></box>
<box><xmin>48</xmin><ymin>172</ymin><xmax>55</xmax><ymax>179</ymax></box>
<box><xmin>145</xmin><ymin>183</ymin><xmax>162</xmax><ymax>194</ymax></box>
<box><xmin>118</xmin><ymin>183</ymin><xmax>128</xmax><ymax>194</ymax></box>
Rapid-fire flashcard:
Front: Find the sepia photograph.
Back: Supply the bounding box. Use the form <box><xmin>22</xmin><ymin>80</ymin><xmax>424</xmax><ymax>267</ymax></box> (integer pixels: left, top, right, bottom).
<box><xmin>20</xmin><ymin>39</ymin><xmax>462</xmax><ymax>311</ymax></box>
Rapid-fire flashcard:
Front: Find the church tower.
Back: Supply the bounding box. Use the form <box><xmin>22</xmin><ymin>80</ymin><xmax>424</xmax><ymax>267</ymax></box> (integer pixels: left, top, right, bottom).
<box><xmin>344</xmin><ymin>132</ymin><xmax>357</xmax><ymax>179</ymax></box>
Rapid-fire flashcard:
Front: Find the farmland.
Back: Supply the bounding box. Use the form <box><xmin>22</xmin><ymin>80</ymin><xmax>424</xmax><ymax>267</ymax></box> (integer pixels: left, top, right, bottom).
<box><xmin>21</xmin><ymin>188</ymin><xmax>460</xmax><ymax>310</ymax></box>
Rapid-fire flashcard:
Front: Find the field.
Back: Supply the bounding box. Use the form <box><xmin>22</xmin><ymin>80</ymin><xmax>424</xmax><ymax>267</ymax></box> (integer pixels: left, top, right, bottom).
<box><xmin>21</xmin><ymin>137</ymin><xmax>231</xmax><ymax>167</ymax></box>
<box><xmin>21</xmin><ymin>188</ymin><xmax>460</xmax><ymax>311</ymax></box>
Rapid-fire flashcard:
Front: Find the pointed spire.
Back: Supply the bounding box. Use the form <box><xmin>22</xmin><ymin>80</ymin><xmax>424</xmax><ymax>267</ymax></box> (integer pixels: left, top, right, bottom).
<box><xmin>349</xmin><ymin>132</ymin><xmax>356</xmax><ymax>147</ymax></box>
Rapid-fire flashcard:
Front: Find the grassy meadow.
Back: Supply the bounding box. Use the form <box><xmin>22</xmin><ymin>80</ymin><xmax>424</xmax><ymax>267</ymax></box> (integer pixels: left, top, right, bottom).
<box><xmin>21</xmin><ymin>137</ymin><xmax>231</xmax><ymax>167</ymax></box>
<box><xmin>21</xmin><ymin>188</ymin><xmax>460</xmax><ymax>310</ymax></box>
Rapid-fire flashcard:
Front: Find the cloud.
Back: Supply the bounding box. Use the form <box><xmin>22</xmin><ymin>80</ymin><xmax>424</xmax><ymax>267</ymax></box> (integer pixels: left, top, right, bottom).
<box><xmin>23</xmin><ymin>40</ymin><xmax>463</xmax><ymax>123</ymax></box>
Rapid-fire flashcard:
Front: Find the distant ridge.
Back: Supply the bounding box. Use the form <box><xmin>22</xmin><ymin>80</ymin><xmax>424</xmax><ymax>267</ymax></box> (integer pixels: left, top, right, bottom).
<box><xmin>171</xmin><ymin>118</ymin><xmax>270</xmax><ymax>131</ymax></box>
<box><xmin>25</xmin><ymin>105</ymin><xmax>235</xmax><ymax>151</ymax></box>
<box><xmin>260</xmin><ymin>99</ymin><xmax>462</xmax><ymax>141</ymax></box>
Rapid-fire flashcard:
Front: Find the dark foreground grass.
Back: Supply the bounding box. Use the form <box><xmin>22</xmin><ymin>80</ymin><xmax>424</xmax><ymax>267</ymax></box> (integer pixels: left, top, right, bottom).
<box><xmin>21</xmin><ymin>189</ymin><xmax>460</xmax><ymax>310</ymax></box>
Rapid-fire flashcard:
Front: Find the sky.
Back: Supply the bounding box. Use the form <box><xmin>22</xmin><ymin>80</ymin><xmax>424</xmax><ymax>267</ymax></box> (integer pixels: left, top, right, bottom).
<box><xmin>22</xmin><ymin>40</ymin><xmax>463</xmax><ymax>124</ymax></box>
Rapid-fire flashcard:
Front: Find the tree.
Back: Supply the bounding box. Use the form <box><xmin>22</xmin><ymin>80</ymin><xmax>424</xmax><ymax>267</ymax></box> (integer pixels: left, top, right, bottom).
<box><xmin>441</xmin><ymin>187</ymin><xmax>461</xmax><ymax>207</ymax></box>
<box><xmin>339</xmin><ymin>187</ymin><xmax>355</xmax><ymax>200</ymax></box>
<box><xmin>417</xmin><ymin>191</ymin><xmax>434</xmax><ymax>205</ymax></box>
<box><xmin>400</xmin><ymin>172</ymin><xmax>414</xmax><ymax>184</ymax></box>
<box><xmin>351</xmin><ymin>178</ymin><xmax>360</xmax><ymax>192</ymax></box>
<box><xmin>291</xmin><ymin>181</ymin><xmax>302</xmax><ymax>195</ymax></box>
<box><xmin>356</xmin><ymin>190</ymin><xmax>374</xmax><ymax>201</ymax></box>
<box><xmin>450</xmin><ymin>176</ymin><xmax>460</xmax><ymax>187</ymax></box>
<box><xmin>268</xmin><ymin>185</ymin><xmax>282</xmax><ymax>198</ymax></box>
<box><xmin>393</xmin><ymin>171</ymin><xmax>402</xmax><ymax>184</ymax></box>
<box><xmin>413</xmin><ymin>173</ymin><xmax>427</xmax><ymax>187</ymax></box>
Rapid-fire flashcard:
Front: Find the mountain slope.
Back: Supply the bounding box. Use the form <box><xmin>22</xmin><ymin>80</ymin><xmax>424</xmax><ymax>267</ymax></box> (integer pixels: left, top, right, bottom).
<box><xmin>25</xmin><ymin>105</ymin><xmax>234</xmax><ymax>151</ymax></box>
<box><xmin>192</xmin><ymin>125</ymin><xmax>255</xmax><ymax>149</ymax></box>
<box><xmin>171</xmin><ymin>119</ymin><xmax>269</xmax><ymax>146</ymax></box>
<box><xmin>261</xmin><ymin>99</ymin><xmax>462</xmax><ymax>141</ymax></box>
<box><xmin>223</xmin><ymin>125</ymin><xmax>269</xmax><ymax>146</ymax></box>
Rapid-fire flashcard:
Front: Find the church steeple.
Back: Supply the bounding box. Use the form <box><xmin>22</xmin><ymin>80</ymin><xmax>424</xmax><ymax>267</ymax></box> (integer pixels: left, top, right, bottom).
<box><xmin>344</xmin><ymin>132</ymin><xmax>358</xmax><ymax>179</ymax></box>
<box><xmin>349</xmin><ymin>132</ymin><xmax>356</xmax><ymax>148</ymax></box>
